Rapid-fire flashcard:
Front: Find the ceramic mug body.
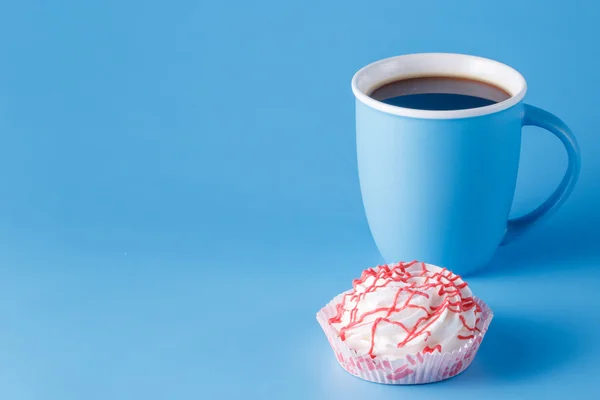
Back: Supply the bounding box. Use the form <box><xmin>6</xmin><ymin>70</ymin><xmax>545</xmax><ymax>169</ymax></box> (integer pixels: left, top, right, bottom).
<box><xmin>352</xmin><ymin>53</ymin><xmax>580</xmax><ymax>275</ymax></box>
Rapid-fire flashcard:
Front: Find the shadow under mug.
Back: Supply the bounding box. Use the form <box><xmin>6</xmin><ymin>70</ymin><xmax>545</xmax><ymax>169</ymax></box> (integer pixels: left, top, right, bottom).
<box><xmin>352</xmin><ymin>53</ymin><xmax>580</xmax><ymax>276</ymax></box>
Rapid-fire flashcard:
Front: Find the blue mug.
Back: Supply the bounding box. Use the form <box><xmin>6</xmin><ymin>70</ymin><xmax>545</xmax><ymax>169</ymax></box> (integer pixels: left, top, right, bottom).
<box><xmin>352</xmin><ymin>53</ymin><xmax>580</xmax><ymax>275</ymax></box>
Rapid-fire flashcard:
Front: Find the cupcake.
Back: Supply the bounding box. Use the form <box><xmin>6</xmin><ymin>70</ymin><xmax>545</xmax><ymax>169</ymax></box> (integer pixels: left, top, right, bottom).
<box><xmin>316</xmin><ymin>261</ymin><xmax>493</xmax><ymax>384</ymax></box>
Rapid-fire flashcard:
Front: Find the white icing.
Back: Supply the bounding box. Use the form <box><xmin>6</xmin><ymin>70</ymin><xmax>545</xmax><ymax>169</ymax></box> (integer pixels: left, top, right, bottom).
<box><xmin>330</xmin><ymin>262</ymin><xmax>481</xmax><ymax>360</ymax></box>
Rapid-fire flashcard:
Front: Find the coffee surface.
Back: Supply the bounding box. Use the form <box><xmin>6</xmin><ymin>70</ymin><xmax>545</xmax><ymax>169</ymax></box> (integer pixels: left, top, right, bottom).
<box><xmin>369</xmin><ymin>76</ymin><xmax>511</xmax><ymax>111</ymax></box>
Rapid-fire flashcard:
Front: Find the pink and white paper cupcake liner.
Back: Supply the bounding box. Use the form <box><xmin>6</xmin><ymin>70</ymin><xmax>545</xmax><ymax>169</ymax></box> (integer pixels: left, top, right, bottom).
<box><xmin>316</xmin><ymin>291</ymin><xmax>493</xmax><ymax>384</ymax></box>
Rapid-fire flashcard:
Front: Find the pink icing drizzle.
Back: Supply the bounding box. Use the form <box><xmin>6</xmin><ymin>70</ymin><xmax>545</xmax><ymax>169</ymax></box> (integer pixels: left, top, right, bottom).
<box><xmin>328</xmin><ymin>261</ymin><xmax>482</xmax><ymax>359</ymax></box>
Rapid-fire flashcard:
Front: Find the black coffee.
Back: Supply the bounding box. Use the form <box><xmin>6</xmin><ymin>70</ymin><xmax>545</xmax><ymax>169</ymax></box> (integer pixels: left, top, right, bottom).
<box><xmin>369</xmin><ymin>76</ymin><xmax>511</xmax><ymax>111</ymax></box>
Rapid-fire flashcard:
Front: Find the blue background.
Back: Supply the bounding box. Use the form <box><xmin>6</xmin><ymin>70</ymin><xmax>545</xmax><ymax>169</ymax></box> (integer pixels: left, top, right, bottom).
<box><xmin>0</xmin><ymin>0</ymin><xmax>598</xmax><ymax>399</ymax></box>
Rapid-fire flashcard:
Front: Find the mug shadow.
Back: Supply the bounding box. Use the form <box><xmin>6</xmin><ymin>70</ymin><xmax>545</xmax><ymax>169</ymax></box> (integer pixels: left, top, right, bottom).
<box><xmin>477</xmin><ymin>212</ymin><xmax>600</xmax><ymax>278</ymax></box>
<box><xmin>462</xmin><ymin>314</ymin><xmax>582</xmax><ymax>382</ymax></box>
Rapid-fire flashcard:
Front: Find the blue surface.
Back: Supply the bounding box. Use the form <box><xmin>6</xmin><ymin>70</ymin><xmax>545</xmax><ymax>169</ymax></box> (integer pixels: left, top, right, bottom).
<box><xmin>0</xmin><ymin>0</ymin><xmax>599</xmax><ymax>399</ymax></box>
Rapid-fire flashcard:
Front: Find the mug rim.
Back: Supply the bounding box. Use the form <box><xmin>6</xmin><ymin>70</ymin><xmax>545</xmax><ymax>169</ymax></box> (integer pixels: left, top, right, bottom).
<box><xmin>351</xmin><ymin>53</ymin><xmax>527</xmax><ymax>119</ymax></box>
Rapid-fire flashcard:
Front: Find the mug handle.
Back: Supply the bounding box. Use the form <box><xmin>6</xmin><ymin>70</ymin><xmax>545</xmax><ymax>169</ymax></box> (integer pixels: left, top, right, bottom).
<box><xmin>501</xmin><ymin>104</ymin><xmax>581</xmax><ymax>245</ymax></box>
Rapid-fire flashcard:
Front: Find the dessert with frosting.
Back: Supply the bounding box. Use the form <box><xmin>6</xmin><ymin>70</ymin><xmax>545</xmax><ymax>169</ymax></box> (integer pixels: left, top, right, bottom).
<box><xmin>317</xmin><ymin>261</ymin><xmax>492</xmax><ymax>384</ymax></box>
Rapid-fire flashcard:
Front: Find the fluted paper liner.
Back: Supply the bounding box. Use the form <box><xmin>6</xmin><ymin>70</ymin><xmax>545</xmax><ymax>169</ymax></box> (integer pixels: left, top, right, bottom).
<box><xmin>316</xmin><ymin>291</ymin><xmax>493</xmax><ymax>384</ymax></box>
